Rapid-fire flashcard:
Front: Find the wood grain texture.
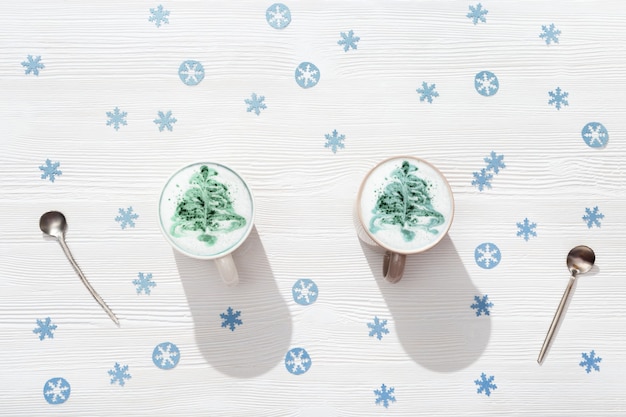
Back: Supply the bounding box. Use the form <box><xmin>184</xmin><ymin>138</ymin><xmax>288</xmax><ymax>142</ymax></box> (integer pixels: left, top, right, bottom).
<box><xmin>2</xmin><ymin>1</ymin><xmax>626</xmax><ymax>416</ymax></box>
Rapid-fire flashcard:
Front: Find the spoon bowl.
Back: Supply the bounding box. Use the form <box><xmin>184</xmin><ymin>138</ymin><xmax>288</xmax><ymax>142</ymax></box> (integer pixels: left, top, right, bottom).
<box><xmin>40</xmin><ymin>210</ymin><xmax>67</xmax><ymax>239</ymax></box>
<box><xmin>567</xmin><ymin>245</ymin><xmax>596</xmax><ymax>276</ymax></box>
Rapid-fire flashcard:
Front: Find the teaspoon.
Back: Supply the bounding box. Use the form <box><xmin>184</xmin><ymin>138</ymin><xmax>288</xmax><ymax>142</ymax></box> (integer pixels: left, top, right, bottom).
<box><xmin>537</xmin><ymin>245</ymin><xmax>595</xmax><ymax>364</ymax></box>
<box><xmin>39</xmin><ymin>211</ymin><xmax>119</xmax><ymax>326</ymax></box>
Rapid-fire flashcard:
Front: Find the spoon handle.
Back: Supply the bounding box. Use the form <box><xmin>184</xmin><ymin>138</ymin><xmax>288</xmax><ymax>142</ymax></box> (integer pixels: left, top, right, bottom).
<box><xmin>57</xmin><ymin>237</ymin><xmax>120</xmax><ymax>326</ymax></box>
<box><xmin>537</xmin><ymin>275</ymin><xmax>576</xmax><ymax>364</ymax></box>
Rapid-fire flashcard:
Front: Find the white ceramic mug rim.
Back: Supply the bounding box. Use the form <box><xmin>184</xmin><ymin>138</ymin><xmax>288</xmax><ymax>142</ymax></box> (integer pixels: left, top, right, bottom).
<box><xmin>157</xmin><ymin>161</ymin><xmax>255</xmax><ymax>260</ymax></box>
<box><xmin>356</xmin><ymin>155</ymin><xmax>455</xmax><ymax>255</ymax></box>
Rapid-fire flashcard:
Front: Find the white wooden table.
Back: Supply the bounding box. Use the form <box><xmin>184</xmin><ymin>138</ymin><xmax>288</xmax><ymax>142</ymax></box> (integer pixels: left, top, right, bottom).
<box><xmin>2</xmin><ymin>1</ymin><xmax>626</xmax><ymax>415</ymax></box>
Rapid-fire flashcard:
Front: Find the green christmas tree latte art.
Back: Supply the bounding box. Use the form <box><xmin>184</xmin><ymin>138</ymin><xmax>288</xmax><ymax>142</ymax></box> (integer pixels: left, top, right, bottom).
<box><xmin>170</xmin><ymin>165</ymin><xmax>247</xmax><ymax>246</ymax></box>
<box><xmin>369</xmin><ymin>161</ymin><xmax>445</xmax><ymax>242</ymax></box>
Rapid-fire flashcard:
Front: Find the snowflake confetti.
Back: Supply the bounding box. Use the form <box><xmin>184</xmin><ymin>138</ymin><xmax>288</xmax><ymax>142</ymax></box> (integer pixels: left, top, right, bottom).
<box><xmin>581</xmin><ymin>122</ymin><xmax>609</xmax><ymax>148</ymax></box>
<box><xmin>178</xmin><ymin>60</ymin><xmax>205</xmax><ymax>86</ymax></box>
<box><xmin>324</xmin><ymin>130</ymin><xmax>345</xmax><ymax>154</ymax></box>
<box><xmin>295</xmin><ymin>62</ymin><xmax>320</xmax><ymax>89</ymax></box>
<box><xmin>266</xmin><ymin>3</ymin><xmax>291</xmax><ymax>29</ymax></box>
<box><xmin>21</xmin><ymin>55</ymin><xmax>45</xmax><ymax>76</ymax></box>
<box><xmin>106</xmin><ymin>107</ymin><xmax>128</xmax><ymax>130</ymax></box>
<box><xmin>583</xmin><ymin>206</ymin><xmax>604</xmax><ymax>228</ymax></box>
<box><xmin>285</xmin><ymin>347</ymin><xmax>312</xmax><ymax>375</ymax></box>
<box><xmin>416</xmin><ymin>81</ymin><xmax>439</xmax><ymax>103</ymax></box>
<box><xmin>579</xmin><ymin>350</ymin><xmax>602</xmax><ymax>373</ymax></box>
<box><xmin>467</xmin><ymin>3</ymin><xmax>488</xmax><ymax>25</ymax></box>
<box><xmin>374</xmin><ymin>384</ymin><xmax>396</xmax><ymax>408</ymax></box>
<box><xmin>367</xmin><ymin>316</ymin><xmax>390</xmax><ymax>340</ymax></box>
<box><xmin>133</xmin><ymin>272</ymin><xmax>156</xmax><ymax>295</ymax></box>
<box><xmin>484</xmin><ymin>151</ymin><xmax>506</xmax><ymax>174</ymax></box>
<box><xmin>39</xmin><ymin>159</ymin><xmax>62</xmax><ymax>183</ymax></box>
<box><xmin>154</xmin><ymin>110</ymin><xmax>177</xmax><ymax>132</ymax></box>
<box><xmin>475</xmin><ymin>373</ymin><xmax>497</xmax><ymax>396</ymax></box>
<box><xmin>475</xmin><ymin>71</ymin><xmax>499</xmax><ymax>96</ymax></box>
<box><xmin>245</xmin><ymin>93</ymin><xmax>267</xmax><ymax>116</ymax></box>
<box><xmin>548</xmin><ymin>87</ymin><xmax>569</xmax><ymax>110</ymax></box>
<box><xmin>220</xmin><ymin>307</ymin><xmax>243</xmax><ymax>331</ymax></box>
<box><xmin>471</xmin><ymin>168</ymin><xmax>493</xmax><ymax>191</ymax></box>
<box><xmin>148</xmin><ymin>5</ymin><xmax>170</xmax><ymax>27</ymax></box>
<box><xmin>539</xmin><ymin>23</ymin><xmax>561</xmax><ymax>45</ymax></box>
<box><xmin>475</xmin><ymin>243</ymin><xmax>501</xmax><ymax>269</ymax></box>
<box><xmin>115</xmin><ymin>206</ymin><xmax>139</xmax><ymax>229</ymax></box>
<box><xmin>43</xmin><ymin>377</ymin><xmax>71</xmax><ymax>405</ymax></box>
<box><xmin>516</xmin><ymin>218</ymin><xmax>537</xmax><ymax>241</ymax></box>
<box><xmin>152</xmin><ymin>342</ymin><xmax>181</xmax><ymax>370</ymax></box>
<box><xmin>292</xmin><ymin>278</ymin><xmax>318</xmax><ymax>305</ymax></box>
<box><xmin>33</xmin><ymin>317</ymin><xmax>57</xmax><ymax>340</ymax></box>
<box><xmin>471</xmin><ymin>295</ymin><xmax>493</xmax><ymax>317</ymax></box>
<box><xmin>338</xmin><ymin>30</ymin><xmax>360</xmax><ymax>52</ymax></box>
<box><xmin>108</xmin><ymin>363</ymin><xmax>131</xmax><ymax>386</ymax></box>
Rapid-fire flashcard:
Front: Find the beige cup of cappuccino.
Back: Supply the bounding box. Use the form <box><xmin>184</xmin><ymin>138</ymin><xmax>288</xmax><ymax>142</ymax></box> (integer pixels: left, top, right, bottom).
<box><xmin>158</xmin><ymin>162</ymin><xmax>255</xmax><ymax>286</ymax></box>
<box><xmin>356</xmin><ymin>156</ymin><xmax>454</xmax><ymax>283</ymax></box>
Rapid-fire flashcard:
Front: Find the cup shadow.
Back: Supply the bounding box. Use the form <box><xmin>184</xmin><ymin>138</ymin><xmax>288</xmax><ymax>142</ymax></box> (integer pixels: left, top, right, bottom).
<box><xmin>360</xmin><ymin>235</ymin><xmax>491</xmax><ymax>372</ymax></box>
<box><xmin>176</xmin><ymin>227</ymin><xmax>292</xmax><ymax>378</ymax></box>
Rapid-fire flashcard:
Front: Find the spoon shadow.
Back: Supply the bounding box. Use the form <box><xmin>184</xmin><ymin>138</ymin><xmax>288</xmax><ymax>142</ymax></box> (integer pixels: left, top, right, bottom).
<box><xmin>176</xmin><ymin>227</ymin><xmax>292</xmax><ymax>378</ymax></box>
<box><xmin>360</xmin><ymin>235</ymin><xmax>491</xmax><ymax>372</ymax></box>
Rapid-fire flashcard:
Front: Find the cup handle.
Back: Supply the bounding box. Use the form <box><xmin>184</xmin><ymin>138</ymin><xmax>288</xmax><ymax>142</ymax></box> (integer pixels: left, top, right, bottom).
<box><xmin>214</xmin><ymin>254</ymin><xmax>239</xmax><ymax>286</ymax></box>
<box><xmin>383</xmin><ymin>251</ymin><xmax>406</xmax><ymax>283</ymax></box>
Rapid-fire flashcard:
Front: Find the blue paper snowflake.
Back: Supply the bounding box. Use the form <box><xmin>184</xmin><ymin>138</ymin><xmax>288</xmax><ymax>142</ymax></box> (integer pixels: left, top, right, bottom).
<box><xmin>33</xmin><ymin>317</ymin><xmax>57</xmax><ymax>340</ymax></box>
<box><xmin>471</xmin><ymin>295</ymin><xmax>493</xmax><ymax>317</ymax></box>
<box><xmin>133</xmin><ymin>272</ymin><xmax>156</xmax><ymax>295</ymax></box>
<box><xmin>579</xmin><ymin>350</ymin><xmax>602</xmax><ymax>373</ymax></box>
<box><xmin>475</xmin><ymin>71</ymin><xmax>499</xmax><ymax>97</ymax></box>
<box><xmin>292</xmin><ymin>278</ymin><xmax>318</xmax><ymax>305</ymax></box>
<box><xmin>539</xmin><ymin>23</ymin><xmax>561</xmax><ymax>45</ymax></box>
<box><xmin>220</xmin><ymin>307</ymin><xmax>242</xmax><ymax>331</ymax></box>
<box><xmin>471</xmin><ymin>168</ymin><xmax>493</xmax><ymax>191</ymax></box>
<box><xmin>21</xmin><ymin>55</ymin><xmax>45</xmax><ymax>76</ymax></box>
<box><xmin>374</xmin><ymin>384</ymin><xmax>396</xmax><ymax>408</ymax></box>
<box><xmin>324</xmin><ymin>130</ymin><xmax>345</xmax><ymax>154</ymax></box>
<box><xmin>475</xmin><ymin>243</ymin><xmax>501</xmax><ymax>269</ymax></box>
<box><xmin>152</xmin><ymin>342</ymin><xmax>180</xmax><ymax>370</ymax></box>
<box><xmin>467</xmin><ymin>3</ymin><xmax>488</xmax><ymax>25</ymax></box>
<box><xmin>581</xmin><ymin>122</ymin><xmax>609</xmax><ymax>148</ymax></box>
<box><xmin>416</xmin><ymin>81</ymin><xmax>439</xmax><ymax>103</ymax></box>
<box><xmin>43</xmin><ymin>377</ymin><xmax>71</xmax><ymax>405</ymax></box>
<box><xmin>106</xmin><ymin>107</ymin><xmax>128</xmax><ymax>130</ymax></box>
<box><xmin>149</xmin><ymin>5</ymin><xmax>170</xmax><ymax>27</ymax></box>
<box><xmin>266</xmin><ymin>3</ymin><xmax>291</xmax><ymax>29</ymax></box>
<box><xmin>338</xmin><ymin>30</ymin><xmax>360</xmax><ymax>52</ymax></box>
<box><xmin>39</xmin><ymin>159</ymin><xmax>62</xmax><ymax>183</ymax></box>
<box><xmin>484</xmin><ymin>151</ymin><xmax>505</xmax><ymax>174</ymax></box>
<box><xmin>475</xmin><ymin>373</ymin><xmax>497</xmax><ymax>396</ymax></box>
<box><xmin>548</xmin><ymin>87</ymin><xmax>569</xmax><ymax>110</ymax></box>
<box><xmin>178</xmin><ymin>60</ymin><xmax>205</xmax><ymax>86</ymax></box>
<box><xmin>245</xmin><ymin>93</ymin><xmax>267</xmax><ymax>116</ymax></box>
<box><xmin>516</xmin><ymin>218</ymin><xmax>537</xmax><ymax>241</ymax></box>
<box><xmin>295</xmin><ymin>62</ymin><xmax>320</xmax><ymax>89</ymax></box>
<box><xmin>285</xmin><ymin>347</ymin><xmax>312</xmax><ymax>375</ymax></box>
<box><xmin>583</xmin><ymin>206</ymin><xmax>604</xmax><ymax>228</ymax></box>
<box><xmin>115</xmin><ymin>206</ymin><xmax>139</xmax><ymax>229</ymax></box>
<box><xmin>367</xmin><ymin>316</ymin><xmax>390</xmax><ymax>340</ymax></box>
<box><xmin>154</xmin><ymin>111</ymin><xmax>177</xmax><ymax>132</ymax></box>
<box><xmin>108</xmin><ymin>363</ymin><xmax>131</xmax><ymax>386</ymax></box>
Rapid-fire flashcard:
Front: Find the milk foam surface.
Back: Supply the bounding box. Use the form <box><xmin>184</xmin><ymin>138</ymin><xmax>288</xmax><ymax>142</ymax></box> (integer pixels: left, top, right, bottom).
<box><xmin>159</xmin><ymin>163</ymin><xmax>254</xmax><ymax>258</ymax></box>
<box><xmin>358</xmin><ymin>157</ymin><xmax>453</xmax><ymax>253</ymax></box>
